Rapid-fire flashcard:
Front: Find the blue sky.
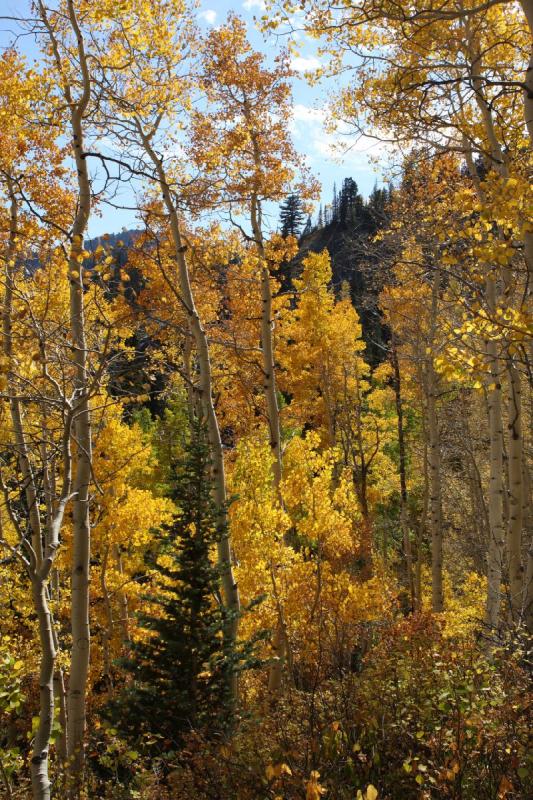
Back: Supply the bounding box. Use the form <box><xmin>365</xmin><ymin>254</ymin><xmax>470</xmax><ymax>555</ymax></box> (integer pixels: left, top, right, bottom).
<box><xmin>0</xmin><ymin>0</ymin><xmax>388</xmax><ymax>236</ymax></box>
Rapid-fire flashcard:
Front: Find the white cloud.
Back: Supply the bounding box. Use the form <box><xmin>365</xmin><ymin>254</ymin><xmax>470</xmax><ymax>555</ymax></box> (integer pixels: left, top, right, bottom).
<box><xmin>290</xmin><ymin>55</ymin><xmax>322</xmax><ymax>72</ymax></box>
<box><xmin>199</xmin><ymin>9</ymin><xmax>217</xmax><ymax>25</ymax></box>
<box><xmin>243</xmin><ymin>0</ymin><xmax>266</xmax><ymax>10</ymax></box>
<box><xmin>289</xmin><ymin>103</ymin><xmax>391</xmax><ymax>173</ymax></box>
<box><xmin>292</xmin><ymin>104</ymin><xmax>326</xmax><ymax>124</ymax></box>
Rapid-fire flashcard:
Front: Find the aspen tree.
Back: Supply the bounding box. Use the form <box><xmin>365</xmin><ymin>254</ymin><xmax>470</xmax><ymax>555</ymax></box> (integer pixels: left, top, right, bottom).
<box><xmin>427</xmin><ymin>320</ymin><xmax>444</xmax><ymax>611</ymax></box>
<box><xmin>391</xmin><ymin>337</ymin><xmax>416</xmax><ymax>610</ymax></box>
<box><xmin>192</xmin><ymin>15</ymin><xmax>317</xmax><ymax>692</ymax></box>
<box><xmin>38</xmin><ymin>0</ymin><xmax>95</xmax><ymax>782</ymax></box>
<box><xmin>1</xmin><ymin>182</ymin><xmax>69</xmax><ymax>800</ymax></box>
<box><xmin>271</xmin><ymin>0</ymin><xmax>530</xmax><ymax>629</ymax></box>
<box><xmin>0</xmin><ymin>50</ymin><xmax>76</xmax><ymax>800</ymax></box>
<box><xmin>87</xmin><ymin>1</ymin><xmax>242</xmax><ymax>671</ymax></box>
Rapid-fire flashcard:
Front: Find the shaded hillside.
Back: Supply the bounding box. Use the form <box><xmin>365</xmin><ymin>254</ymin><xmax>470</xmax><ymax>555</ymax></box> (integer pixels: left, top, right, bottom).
<box><xmin>282</xmin><ymin>179</ymin><xmax>393</xmax><ymax>365</ymax></box>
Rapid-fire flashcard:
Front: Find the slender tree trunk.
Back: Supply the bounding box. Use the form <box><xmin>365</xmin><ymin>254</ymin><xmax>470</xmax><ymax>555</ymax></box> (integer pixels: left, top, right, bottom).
<box><xmin>53</xmin><ymin>666</ymin><xmax>68</xmax><ymax>765</ymax></box>
<box><xmin>2</xmin><ymin>177</ymin><xmax>56</xmax><ymax>800</ymax></box>
<box><xmin>39</xmin><ymin>0</ymin><xmax>95</xmax><ymax>783</ymax></box>
<box><xmin>250</xmin><ymin>200</ymin><xmax>283</xmax><ymax>488</ymax></box>
<box><xmin>519</xmin><ymin>0</ymin><xmax>533</xmax><ymax>284</ymax></box>
<box><xmin>183</xmin><ymin>334</ymin><xmax>196</xmax><ymax>423</ymax></box>
<box><xmin>463</xmin><ymin>125</ymin><xmax>512</xmax><ymax>636</ymax></box>
<box><xmin>506</xmin><ymin>357</ymin><xmax>524</xmax><ymax>622</ymax></box>
<box><xmin>524</xmin><ymin>532</ymin><xmax>533</xmax><ymax>634</ymax></box>
<box><xmin>248</xmin><ymin>193</ymin><xmax>288</xmax><ymax>693</ymax></box>
<box><xmin>114</xmin><ymin>544</ymin><xmax>130</xmax><ymax>643</ymax></box>
<box><xmin>427</xmin><ymin>366</ymin><xmax>443</xmax><ymax>612</ymax></box>
<box><xmin>391</xmin><ymin>338</ymin><xmax>415</xmax><ymax>610</ymax></box>
<box><xmin>30</xmin><ymin>581</ymin><xmax>56</xmax><ymax>800</ymax></box>
<box><xmin>67</xmin><ymin>118</ymin><xmax>93</xmax><ymax>800</ymax></box>
<box><xmin>427</xmin><ymin>269</ymin><xmax>443</xmax><ymax>612</ymax></box>
<box><xmin>100</xmin><ymin>545</ymin><xmax>114</xmax><ymax>690</ymax></box>
<box><xmin>139</xmin><ymin>128</ymin><xmax>240</xmax><ymax>673</ymax></box>
<box><xmin>2</xmin><ymin>179</ymin><xmax>43</xmax><ymax>564</ymax></box>
<box><xmin>484</xmin><ymin>276</ymin><xmax>505</xmax><ymax>633</ymax></box>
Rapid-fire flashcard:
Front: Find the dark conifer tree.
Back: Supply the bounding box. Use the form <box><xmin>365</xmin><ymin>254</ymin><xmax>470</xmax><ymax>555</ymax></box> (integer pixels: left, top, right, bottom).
<box><xmin>332</xmin><ymin>181</ymin><xmax>339</xmax><ymax>223</ymax></box>
<box><xmin>302</xmin><ymin>214</ymin><xmax>312</xmax><ymax>237</ymax></box>
<box><xmin>105</xmin><ymin>420</ymin><xmax>257</xmax><ymax>752</ymax></box>
<box><xmin>279</xmin><ymin>192</ymin><xmax>306</xmax><ymax>238</ymax></box>
<box><xmin>339</xmin><ymin>177</ymin><xmax>363</xmax><ymax>226</ymax></box>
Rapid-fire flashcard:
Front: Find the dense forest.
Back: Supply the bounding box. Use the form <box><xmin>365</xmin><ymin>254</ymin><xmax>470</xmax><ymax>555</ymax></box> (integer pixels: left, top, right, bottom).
<box><xmin>0</xmin><ymin>2</ymin><xmax>531</xmax><ymax>799</ymax></box>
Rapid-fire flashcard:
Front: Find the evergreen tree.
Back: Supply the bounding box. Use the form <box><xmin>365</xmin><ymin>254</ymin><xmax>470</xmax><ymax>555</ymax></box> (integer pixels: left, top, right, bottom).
<box><xmin>106</xmin><ymin>420</ymin><xmax>253</xmax><ymax>752</ymax></box>
<box><xmin>302</xmin><ymin>214</ymin><xmax>312</xmax><ymax>237</ymax></box>
<box><xmin>332</xmin><ymin>181</ymin><xmax>339</xmax><ymax>223</ymax></box>
<box><xmin>279</xmin><ymin>192</ymin><xmax>306</xmax><ymax>238</ymax></box>
<box><xmin>339</xmin><ymin>177</ymin><xmax>363</xmax><ymax>226</ymax></box>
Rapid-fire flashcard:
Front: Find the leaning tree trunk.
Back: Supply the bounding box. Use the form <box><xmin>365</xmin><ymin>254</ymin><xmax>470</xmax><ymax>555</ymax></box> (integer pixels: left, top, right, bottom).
<box><xmin>139</xmin><ymin>128</ymin><xmax>240</xmax><ymax>678</ymax></box>
<box><xmin>249</xmin><ymin>191</ymin><xmax>287</xmax><ymax>693</ymax></box>
<box><xmin>2</xmin><ymin>177</ymin><xmax>56</xmax><ymax>800</ymax></box>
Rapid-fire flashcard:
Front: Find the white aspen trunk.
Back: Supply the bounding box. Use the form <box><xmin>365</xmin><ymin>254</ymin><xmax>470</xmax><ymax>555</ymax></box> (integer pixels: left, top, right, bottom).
<box><xmin>524</xmin><ymin>533</ymin><xmax>533</xmax><ymax>634</ymax></box>
<box><xmin>100</xmin><ymin>545</ymin><xmax>114</xmax><ymax>689</ymax></box>
<box><xmin>427</xmin><ymin>366</ymin><xmax>443</xmax><ymax>612</ymax></box>
<box><xmin>249</xmin><ymin>195</ymin><xmax>287</xmax><ymax>694</ymax></box>
<box><xmin>484</xmin><ymin>276</ymin><xmax>505</xmax><ymax>633</ymax></box>
<box><xmin>183</xmin><ymin>334</ymin><xmax>196</xmax><ymax>423</ymax></box>
<box><xmin>30</xmin><ymin>581</ymin><xmax>56</xmax><ymax>800</ymax></box>
<box><xmin>250</xmin><ymin>195</ymin><xmax>283</xmax><ymax>488</ymax></box>
<box><xmin>139</xmin><ymin>129</ymin><xmax>240</xmax><ymax>669</ymax></box>
<box><xmin>522</xmin><ymin>464</ymin><xmax>533</xmax><ymax>632</ymax></box>
<box><xmin>519</xmin><ymin>1</ymin><xmax>533</xmax><ymax>151</ymax></box>
<box><xmin>2</xmin><ymin>180</ymin><xmax>43</xmax><ymax>564</ymax></box>
<box><xmin>245</xmin><ymin>97</ymin><xmax>285</xmax><ymax>688</ymax></box>
<box><xmin>53</xmin><ymin>666</ymin><xmax>68</xmax><ymax>765</ymax></box>
<box><xmin>427</xmin><ymin>268</ymin><xmax>443</xmax><ymax>612</ymax></box>
<box><xmin>1</xmin><ymin>178</ymin><xmax>57</xmax><ymax>800</ymax></box>
<box><xmin>244</xmin><ymin>99</ymin><xmax>284</xmax><ymax>486</ymax></box>
<box><xmin>463</xmin><ymin>132</ymin><xmax>508</xmax><ymax>634</ymax></box>
<box><xmin>260</xmin><ymin>262</ymin><xmax>283</xmax><ymax>487</ymax></box>
<box><xmin>39</xmin><ymin>0</ymin><xmax>94</xmax><ymax>783</ymax></box>
<box><xmin>392</xmin><ymin>339</ymin><xmax>415</xmax><ymax>610</ymax></box>
<box><xmin>114</xmin><ymin>544</ymin><xmax>130</xmax><ymax>643</ymax></box>
<box><xmin>507</xmin><ymin>357</ymin><xmax>524</xmax><ymax>622</ymax></box>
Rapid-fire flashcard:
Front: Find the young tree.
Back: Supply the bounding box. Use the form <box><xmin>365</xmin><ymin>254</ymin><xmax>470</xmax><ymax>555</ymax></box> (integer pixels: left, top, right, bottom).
<box><xmin>107</xmin><ymin>422</ymin><xmax>241</xmax><ymax>751</ymax></box>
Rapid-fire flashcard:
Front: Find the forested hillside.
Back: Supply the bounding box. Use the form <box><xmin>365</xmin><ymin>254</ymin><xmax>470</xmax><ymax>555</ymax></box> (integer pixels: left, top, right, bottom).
<box><xmin>0</xmin><ymin>2</ymin><xmax>531</xmax><ymax>799</ymax></box>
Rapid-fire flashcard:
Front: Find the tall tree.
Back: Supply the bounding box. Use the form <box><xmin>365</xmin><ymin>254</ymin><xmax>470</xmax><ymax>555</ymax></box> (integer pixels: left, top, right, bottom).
<box><xmin>107</xmin><ymin>422</ymin><xmax>240</xmax><ymax>751</ymax></box>
<box><xmin>279</xmin><ymin>193</ymin><xmax>306</xmax><ymax>238</ymax></box>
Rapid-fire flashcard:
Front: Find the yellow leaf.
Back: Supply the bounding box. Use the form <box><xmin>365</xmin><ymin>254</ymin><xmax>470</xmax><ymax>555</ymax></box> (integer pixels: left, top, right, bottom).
<box><xmin>366</xmin><ymin>786</ymin><xmax>378</xmax><ymax>800</ymax></box>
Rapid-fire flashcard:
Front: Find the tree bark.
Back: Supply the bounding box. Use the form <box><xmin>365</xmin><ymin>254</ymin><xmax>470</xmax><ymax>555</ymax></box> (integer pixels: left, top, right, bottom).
<box><xmin>427</xmin><ymin>268</ymin><xmax>444</xmax><ymax>612</ymax></box>
<box><xmin>391</xmin><ymin>338</ymin><xmax>415</xmax><ymax>610</ymax></box>
<box><xmin>506</xmin><ymin>357</ymin><xmax>524</xmax><ymax>622</ymax></box>
<box><xmin>65</xmin><ymin>8</ymin><xmax>93</xmax><ymax>787</ymax></box>
<box><xmin>484</xmin><ymin>276</ymin><xmax>505</xmax><ymax>633</ymax></box>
